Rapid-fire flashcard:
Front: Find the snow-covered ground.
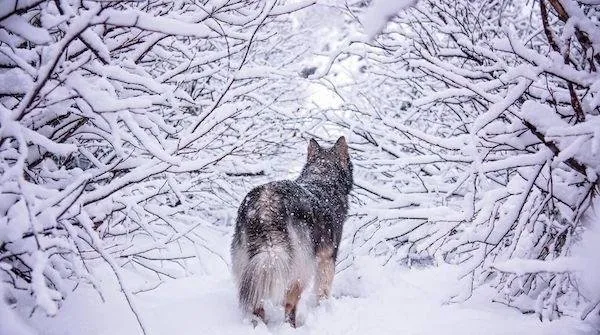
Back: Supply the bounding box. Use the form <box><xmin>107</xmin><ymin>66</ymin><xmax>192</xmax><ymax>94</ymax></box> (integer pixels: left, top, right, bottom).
<box><xmin>31</xmin><ymin>256</ymin><xmax>597</xmax><ymax>335</ymax></box>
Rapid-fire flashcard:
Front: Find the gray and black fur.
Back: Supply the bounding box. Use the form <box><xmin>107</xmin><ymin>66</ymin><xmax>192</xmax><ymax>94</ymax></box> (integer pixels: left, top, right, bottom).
<box><xmin>231</xmin><ymin>137</ymin><xmax>353</xmax><ymax>327</ymax></box>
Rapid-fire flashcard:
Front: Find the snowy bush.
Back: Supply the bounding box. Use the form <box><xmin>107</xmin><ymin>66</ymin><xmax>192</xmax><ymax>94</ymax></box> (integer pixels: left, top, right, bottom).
<box><xmin>0</xmin><ymin>0</ymin><xmax>313</xmax><ymax>332</ymax></box>
<box><xmin>317</xmin><ymin>0</ymin><xmax>600</xmax><ymax>320</ymax></box>
<box><xmin>2</xmin><ymin>0</ymin><xmax>599</xmax><ymax>330</ymax></box>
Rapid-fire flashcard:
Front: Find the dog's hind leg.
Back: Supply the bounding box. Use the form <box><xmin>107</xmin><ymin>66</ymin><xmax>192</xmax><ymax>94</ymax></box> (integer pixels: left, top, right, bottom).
<box><xmin>284</xmin><ymin>280</ymin><xmax>304</xmax><ymax>327</ymax></box>
<box><xmin>315</xmin><ymin>247</ymin><xmax>335</xmax><ymax>301</ymax></box>
<box><xmin>251</xmin><ymin>306</ymin><xmax>265</xmax><ymax>327</ymax></box>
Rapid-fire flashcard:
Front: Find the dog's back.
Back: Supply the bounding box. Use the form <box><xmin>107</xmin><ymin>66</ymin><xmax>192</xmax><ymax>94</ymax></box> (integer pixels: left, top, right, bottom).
<box><xmin>231</xmin><ymin>137</ymin><xmax>352</xmax><ymax>326</ymax></box>
<box><xmin>231</xmin><ymin>181</ymin><xmax>314</xmax><ymax>312</ymax></box>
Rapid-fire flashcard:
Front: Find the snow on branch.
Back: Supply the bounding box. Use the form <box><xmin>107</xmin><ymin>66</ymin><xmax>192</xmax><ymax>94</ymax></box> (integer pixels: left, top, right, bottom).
<box><xmin>318</xmin><ymin>0</ymin><xmax>600</xmax><ymax>320</ymax></box>
<box><xmin>0</xmin><ymin>0</ymin><xmax>313</xmax><ymax>330</ymax></box>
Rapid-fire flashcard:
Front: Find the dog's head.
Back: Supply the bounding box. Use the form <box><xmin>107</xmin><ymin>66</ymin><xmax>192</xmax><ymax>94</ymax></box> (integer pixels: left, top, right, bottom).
<box><xmin>300</xmin><ymin>136</ymin><xmax>353</xmax><ymax>192</ymax></box>
<box><xmin>306</xmin><ymin>137</ymin><xmax>351</xmax><ymax>171</ymax></box>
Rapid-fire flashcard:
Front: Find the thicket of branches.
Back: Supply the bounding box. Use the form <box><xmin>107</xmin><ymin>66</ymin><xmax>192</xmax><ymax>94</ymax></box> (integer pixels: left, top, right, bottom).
<box><xmin>318</xmin><ymin>0</ymin><xmax>600</xmax><ymax>320</ymax></box>
<box><xmin>2</xmin><ymin>0</ymin><xmax>599</xmax><ymax>330</ymax></box>
<box><xmin>0</xmin><ymin>0</ymin><xmax>312</xmax><ymax>332</ymax></box>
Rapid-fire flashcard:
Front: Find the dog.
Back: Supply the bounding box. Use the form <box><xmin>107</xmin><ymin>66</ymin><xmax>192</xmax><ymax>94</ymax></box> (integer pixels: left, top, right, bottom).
<box><xmin>230</xmin><ymin>136</ymin><xmax>353</xmax><ymax>327</ymax></box>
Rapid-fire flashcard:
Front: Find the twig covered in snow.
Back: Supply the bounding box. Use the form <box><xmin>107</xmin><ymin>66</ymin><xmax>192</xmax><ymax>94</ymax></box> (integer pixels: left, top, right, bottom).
<box><xmin>316</xmin><ymin>0</ymin><xmax>600</xmax><ymax>320</ymax></box>
<box><xmin>0</xmin><ymin>0</ymin><xmax>314</xmax><ymax>327</ymax></box>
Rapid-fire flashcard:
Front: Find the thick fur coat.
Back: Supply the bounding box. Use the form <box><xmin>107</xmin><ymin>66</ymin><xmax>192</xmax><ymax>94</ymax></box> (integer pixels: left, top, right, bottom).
<box><xmin>230</xmin><ymin>137</ymin><xmax>353</xmax><ymax>327</ymax></box>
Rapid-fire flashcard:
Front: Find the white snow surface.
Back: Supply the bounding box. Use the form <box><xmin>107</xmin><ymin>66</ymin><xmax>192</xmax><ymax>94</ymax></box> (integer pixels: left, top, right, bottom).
<box><xmin>360</xmin><ymin>0</ymin><xmax>417</xmax><ymax>40</ymax></box>
<box><xmin>28</xmin><ymin>257</ymin><xmax>596</xmax><ymax>335</ymax></box>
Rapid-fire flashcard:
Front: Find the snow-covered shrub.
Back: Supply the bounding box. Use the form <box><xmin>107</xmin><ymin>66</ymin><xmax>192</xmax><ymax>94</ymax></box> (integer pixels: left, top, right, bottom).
<box><xmin>0</xmin><ymin>0</ymin><xmax>313</xmax><ymax>332</ymax></box>
<box><xmin>317</xmin><ymin>0</ymin><xmax>600</xmax><ymax>320</ymax></box>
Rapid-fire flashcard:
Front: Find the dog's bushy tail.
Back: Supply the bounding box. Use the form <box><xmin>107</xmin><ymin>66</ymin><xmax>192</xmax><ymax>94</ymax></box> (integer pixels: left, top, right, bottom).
<box><xmin>238</xmin><ymin>243</ymin><xmax>291</xmax><ymax>313</ymax></box>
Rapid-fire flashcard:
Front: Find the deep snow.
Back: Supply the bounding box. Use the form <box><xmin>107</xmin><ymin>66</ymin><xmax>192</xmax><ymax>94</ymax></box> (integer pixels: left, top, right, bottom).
<box><xmin>28</xmin><ymin>256</ymin><xmax>597</xmax><ymax>335</ymax></box>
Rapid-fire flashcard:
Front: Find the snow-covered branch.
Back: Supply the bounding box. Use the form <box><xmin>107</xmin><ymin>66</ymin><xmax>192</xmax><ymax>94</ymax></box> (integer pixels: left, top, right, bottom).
<box><xmin>0</xmin><ymin>0</ymin><xmax>312</xmax><ymax>331</ymax></box>
<box><xmin>318</xmin><ymin>0</ymin><xmax>600</xmax><ymax>320</ymax></box>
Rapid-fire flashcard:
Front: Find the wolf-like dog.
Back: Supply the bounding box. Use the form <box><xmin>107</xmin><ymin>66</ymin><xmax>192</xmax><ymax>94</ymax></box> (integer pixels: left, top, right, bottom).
<box><xmin>231</xmin><ymin>137</ymin><xmax>353</xmax><ymax>327</ymax></box>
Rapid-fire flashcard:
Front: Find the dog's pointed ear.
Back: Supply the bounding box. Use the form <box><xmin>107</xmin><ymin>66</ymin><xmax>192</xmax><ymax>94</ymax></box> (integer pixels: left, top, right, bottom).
<box><xmin>307</xmin><ymin>138</ymin><xmax>321</xmax><ymax>162</ymax></box>
<box><xmin>333</xmin><ymin>136</ymin><xmax>350</xmax><ymax>168</ymax></box>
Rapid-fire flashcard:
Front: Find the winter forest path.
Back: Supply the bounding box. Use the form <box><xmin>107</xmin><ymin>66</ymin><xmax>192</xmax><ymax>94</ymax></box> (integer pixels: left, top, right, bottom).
<box><xmin>33</xmin><ymin>257</ymin><xmax>594</xmax><ymax>335</ymax></box>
